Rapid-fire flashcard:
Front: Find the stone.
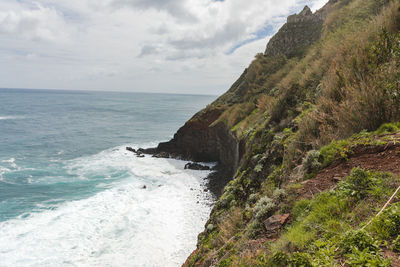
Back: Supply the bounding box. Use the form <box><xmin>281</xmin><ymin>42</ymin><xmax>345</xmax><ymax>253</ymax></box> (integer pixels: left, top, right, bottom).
<box><xmin>184</xmin><ymin>162</ymin><xmax>211</xmax><ymax>171</ymax></box>
<box><xmin>152</xmin><ymin>152</ymin><xmax>170</xmax><ymax>158</ymax></box>
<box><xmin>264</xmin><ymin>214</ymin><xmax>290</xmax><ymax>236</ymax></box>
<box><xmin>137</xmin><ymin>148</ymin><xmax>157</xmax><ymax>154</ymax></box>
<box><xmin>126</xmin><ymin>147</ymin><xmax>136</xmax><ymax>153</ymax></box>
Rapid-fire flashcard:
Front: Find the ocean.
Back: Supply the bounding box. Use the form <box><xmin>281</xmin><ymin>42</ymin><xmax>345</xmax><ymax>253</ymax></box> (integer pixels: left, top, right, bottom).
<box><xmin>0</xmin><ymin>88</ymin><xmax>216</xmax><ymax>266</ymax></box>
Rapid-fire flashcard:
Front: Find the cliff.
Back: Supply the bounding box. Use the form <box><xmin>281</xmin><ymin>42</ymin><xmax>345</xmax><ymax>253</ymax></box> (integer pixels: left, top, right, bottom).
<box><xmin>159</xmin><ymin>0</ymin><xmax>400</xmax><ymax>265</ymax></box>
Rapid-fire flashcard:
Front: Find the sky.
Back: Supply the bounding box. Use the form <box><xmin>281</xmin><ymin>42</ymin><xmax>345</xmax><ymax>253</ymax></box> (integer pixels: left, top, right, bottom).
<box><xmin>0</xmin><ymin>0</ymin><xmax>328</xmax><ymax>95</ymax></box>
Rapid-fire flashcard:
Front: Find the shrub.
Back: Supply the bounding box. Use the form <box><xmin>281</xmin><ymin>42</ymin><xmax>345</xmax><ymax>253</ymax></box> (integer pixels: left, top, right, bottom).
<box><xmin>273</xmin><ymin>188</ymin><xmax>287</xmax><ymax>201</ymax></box>
<box><xmin>268</xmin><ymin>251</ymin><xmax>290</xmax><ymax>267</ymax></box>
<box><xmin>370</xmin><ymin>202</ymin><xmax>400</xmax><ymax>240</ymax></box>
<box><xmin>340</xmin><ymin>230</ymin><xmax>379</xmax><ymax>254</ymax></box>
<box><xmin>338</xmin><ymin>168</ymin><xmax>377</xmax><ymax>200</ymax></box>
<box><xmin>393</xmin><ymin>235</ymin><xmax>400</xmax><ymax>252</ymax></box>
<box><xmin>345</xmin><ymin>248</ymin><xmax>390</xmax><ymax>267</ymax></box>
<box><xmin>248</xmin><ymin>193</ymin><xmax>258</xmax><ymax>204</ymax></box>
<box><xmin>289</xmin><ymin>252</ymin><xmax>313</xmax><ymax>267</ymax></box>
<box><xmin>302</xmin><ymin>150</ymin><xmax>322</xmax><ymax>174</ymax></box>
<box><xmin>253</xmin><ymin>196</ymin><xmax>276</xmax><ymax>221</ymax></box>
<box><xmin>376</xmin><ymin>122</ymin><xmax>400</xmax><ymax>134</ymax></box>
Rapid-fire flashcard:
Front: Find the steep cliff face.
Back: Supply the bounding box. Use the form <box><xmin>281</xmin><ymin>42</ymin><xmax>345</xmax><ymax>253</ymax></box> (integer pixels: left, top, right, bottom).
<box><xmin>157</xmin><ymin>107</ymin><xmax>239</xmax><ymax>176</ymax></box>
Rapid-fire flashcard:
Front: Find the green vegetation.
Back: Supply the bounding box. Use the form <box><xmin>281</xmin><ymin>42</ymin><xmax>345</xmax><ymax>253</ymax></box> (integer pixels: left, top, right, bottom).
<box><xmin>184</xmin><ymin>0</ymin><xmax>400</xmax><ymax>266</ymax></box>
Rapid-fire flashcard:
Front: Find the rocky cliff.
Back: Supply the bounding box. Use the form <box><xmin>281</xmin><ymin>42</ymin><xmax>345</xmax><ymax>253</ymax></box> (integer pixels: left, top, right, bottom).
<box><xmin>177</xmin><ymin>0</ymin><xmax>400</xmax><ymax>265</ymax></box>
<box><xmin>155</xmin><ymin>1</ymin><xmax>336</xmax><ymax>190</ymax></box>
<box><xmin>264</xmin><ymin>5</ymin><xmax>325</xmax><ymax>58</ymax></box>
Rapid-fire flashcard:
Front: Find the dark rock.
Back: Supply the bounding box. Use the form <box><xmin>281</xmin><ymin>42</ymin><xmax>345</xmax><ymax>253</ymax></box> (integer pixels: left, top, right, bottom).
<box><xmin>264</xmin><ymin>214</ymin><xmax>290</xmax><ymax>237</ymax></box>
<box><xmin>142</xmin><ymin>185</ymin><xmax>147</xmax><ymax>189</ymax></box>
<box><xmin>137</xmin><ymin>148</ymin><xmax>157</xmax><ymax>155</ymax></box>
<box><xmin>137</xmin><ymin>154</ymin><xmax>145</xmax><ymax>158</ymax></box>
<box><xmin>156</xmin><ymin>107</ymin><xmax>240</xmax><ymax>177</ymax></box>
<box><xmin>152</xmin><ymin>152</ymin><xmax>170</xmax><ymax>158</ymax></box>
<box><xmin>184</xmin><ymin>162</ymin><xmax>211</xmax><ymax>170</ymax></box>
<box><xmin>126</xmin><ymin>147</ymin><xmax>136</xmax><ymax>153</ymax></box>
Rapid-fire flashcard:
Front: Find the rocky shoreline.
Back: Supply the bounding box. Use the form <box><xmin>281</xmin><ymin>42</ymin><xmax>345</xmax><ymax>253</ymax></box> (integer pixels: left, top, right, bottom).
<box><xmin>126</xmin><ymin>146</ymin><xmax>232</xmax><ymax>198</ymax></box>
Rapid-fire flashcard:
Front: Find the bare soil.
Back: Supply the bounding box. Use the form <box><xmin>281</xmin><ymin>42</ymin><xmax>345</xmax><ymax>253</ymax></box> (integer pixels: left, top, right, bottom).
<box><xmin>297</xmin><ymin>142</ymin><xmax>400</xmax><ymax>199</ymax></box>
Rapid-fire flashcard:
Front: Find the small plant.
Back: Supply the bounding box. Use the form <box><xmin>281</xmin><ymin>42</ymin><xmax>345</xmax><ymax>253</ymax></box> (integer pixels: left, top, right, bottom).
<box><xmin>393</xmin><ymin>235</ymin><xmax>400</xmax><ymax>252</ymax></box>
<box><xmin>268</xmin><ymin>251</ymin><xmax>290</xmax><ymax>267</ymax></box>
<box><xmin>207</xmin><ymin>224</ymin><xmax>215</xmax><ymax>231</ymax></box>
<box><xmin>340</xmin><ymin>230</ymin><xmax>379</xmax><ymax>254</ymax></box>
<box><xmin>248</xmin><ymin>193</ymin><xmax>258</xmax><ymax>204</ymax></box>
<box><xmin>345</xmin><ymin>248</ymin><xmax>390</xmax><ymax>267</ymax></box>
<box><xmin>290</xmin><ymin>252</ymin><xmax>313</xmax><ymax>267</ymax></box>
<box><xmin>253</xmin><ymin>196</ymin><xmax>276</xmax><ymax>221</ymax></box>
<box><xmin>370</xmin><ymin>202</ymin><xmax>400</xmax><ymax>240</ymax></box>
<box><xmin>254</xmin><ymin>164</ymin><xmax>263</xmax><ymax>173</ymax></box>
<box><xmin>273</xmin><ymin>188</ymin><xmax>287</xmax><ymax>201</ymax></box>
<box><xmin>302</xmin><ymin>150</ymin><xmax>322</xmax><ymax>174</ymax></box>
<box><xmin>376</xmin><ymin>122</ymin><xmax>400</xmax><ymax>134</ymax></box>
<box><xmin>338</xmin><ymin>168</ymin><xmax>376</xmax><ymax>200</ymax></box>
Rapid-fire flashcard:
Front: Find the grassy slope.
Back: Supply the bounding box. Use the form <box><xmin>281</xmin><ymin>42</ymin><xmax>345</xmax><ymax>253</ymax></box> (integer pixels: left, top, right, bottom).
<box><xmin>185</xmin><ymin>0</ymin><xmax>400</xmax><ymax>266</ymax></box>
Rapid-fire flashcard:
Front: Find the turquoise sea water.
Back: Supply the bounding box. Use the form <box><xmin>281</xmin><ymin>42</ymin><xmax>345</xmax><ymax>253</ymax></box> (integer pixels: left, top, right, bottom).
<box><xmin>0</xmin><ymin>88</ymin><xmax>216</xmax><ymax>266</ymax></box>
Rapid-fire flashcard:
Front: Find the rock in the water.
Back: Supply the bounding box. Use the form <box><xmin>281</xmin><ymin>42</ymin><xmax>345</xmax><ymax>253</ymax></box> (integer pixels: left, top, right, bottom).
<box><xmin>152</xmin><ymin>152</ymin><xmax>170</xmax><ymax>158</ymax></box>
<box><xmin>142</xmin><ymin>185</ymin><xmax>147</xmax><ymax>189</ymax></box>
<box><xmin>137</xmin><ymin>154</ymin><xmax>145</xmax><ymax>158</ymax></box>
<box><xmin>137</xmin><ymin>148</ymin><xmax>157</xmax><ymax>155</ymax></box>
<box><xmin>264</xmin><ymin>214</ymin><xmax>290</xmax><ymax>236</ymax></box>
<box><xmin>184</xmin><ymin>162</ymin><xmax>211</xmax><ymax>170</ymax></box>
<box><xmin>126</xmin><ymin>147</ymin><xmax>136</xmax><ymax>153</ymax></box>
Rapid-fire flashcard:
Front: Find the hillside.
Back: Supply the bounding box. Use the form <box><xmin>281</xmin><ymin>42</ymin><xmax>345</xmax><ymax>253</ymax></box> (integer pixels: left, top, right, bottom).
<box><xmin>157</xmin><ymin>0</ymin><xmax>400</xmax><ymax>265</ymax></box>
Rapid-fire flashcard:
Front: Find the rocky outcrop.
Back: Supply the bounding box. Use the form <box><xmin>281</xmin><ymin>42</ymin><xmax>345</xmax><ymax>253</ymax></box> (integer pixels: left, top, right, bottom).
<box><xmin>184</xmin><ymin>162</ymin><xmax>211</xmax><ymax>171</ymax></box>
<box><xmin>265</xmin><ymin>5</ymin><xmax>327</xmax><ymax>58</ymax></box>
<box><xmin>156</xmin><ymin>107</ymin><xmax>240</xmax><ymax>177</ymax></box>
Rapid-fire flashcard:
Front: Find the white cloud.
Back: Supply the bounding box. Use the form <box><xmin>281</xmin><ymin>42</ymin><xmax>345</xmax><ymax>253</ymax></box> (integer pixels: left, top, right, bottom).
<box><xmin>0</xmin><ymin>0</ymin><xmax>329</xmax><ymax>95</ymax></box>
<box><xmin>0</xmin><ymin>3</ymin><xmax>72</xmax><ymax>42</ymax></box>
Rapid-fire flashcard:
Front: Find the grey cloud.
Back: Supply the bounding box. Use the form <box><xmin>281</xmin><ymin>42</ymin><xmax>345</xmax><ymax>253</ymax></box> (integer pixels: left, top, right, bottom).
<box><xmin>138</xmin><ymin>20</ymin><xmax>248</xmax><ymax>61</ymax></box>
<box><xmin>138</xmin><ymin>44</ymin><xmax>161</xmax><ymax>57</ymax></box>
<box><xmin>169</xmin><ymin>21</ymin><xmax>247</xmax><ymax>50</ymax></box>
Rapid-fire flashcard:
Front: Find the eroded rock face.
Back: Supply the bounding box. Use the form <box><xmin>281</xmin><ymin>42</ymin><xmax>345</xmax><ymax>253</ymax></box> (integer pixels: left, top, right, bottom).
<box><xmin>264</xmin><ymin>5</ymin><xmax>325</xmax><ymax>58</ymax></box>
<box><xmin>157</xmin><ymin>107</ymin><xmax>240</xmax><ymax>176</ymax></box>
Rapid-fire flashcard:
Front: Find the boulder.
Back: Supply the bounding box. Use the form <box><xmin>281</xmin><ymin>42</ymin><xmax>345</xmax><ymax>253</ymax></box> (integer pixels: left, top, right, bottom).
<box><xmin>137</xmin><ymin>148</ymin><xmax>157</xmax><ymax>155</ymax></box>
<box><xmin>264</xmin><ymin>214</ymin><xmax>290</xmax><ymax>236</ymax></box>
<box><xmin>184</xmin><ymin>162</ymin><xmax>211</xmax><ymax>171</ymax></box>
<box><xmin>152</xmin><ymin>152</ymin><xmax>170</xmax><ymax>158</ymax></box>
<box><xmin>126</xmin><ymin>147</ymin><xmax>136</xmax><ymax>153</ymax></box>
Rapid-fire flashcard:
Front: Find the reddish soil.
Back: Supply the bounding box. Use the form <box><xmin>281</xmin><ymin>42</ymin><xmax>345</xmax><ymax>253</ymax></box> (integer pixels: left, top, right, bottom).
<box><xmin>297</xmin><ymin>142</ymin><xmax>400</xmax><ymax>199</ymax></box>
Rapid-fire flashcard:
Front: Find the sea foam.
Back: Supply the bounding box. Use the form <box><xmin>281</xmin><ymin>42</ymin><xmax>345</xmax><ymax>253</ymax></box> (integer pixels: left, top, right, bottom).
<box><xmin>0</xmin><ymin>146</ymin><xmax>214</xmax><ymax>266</ymax></box>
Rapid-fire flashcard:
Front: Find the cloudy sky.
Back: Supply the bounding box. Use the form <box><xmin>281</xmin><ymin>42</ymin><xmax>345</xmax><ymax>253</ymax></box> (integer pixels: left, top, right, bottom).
<box><xmin>0</xmin><ymin>0</ymin><xmax>328</xmax><ymax>95</ymax></box>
